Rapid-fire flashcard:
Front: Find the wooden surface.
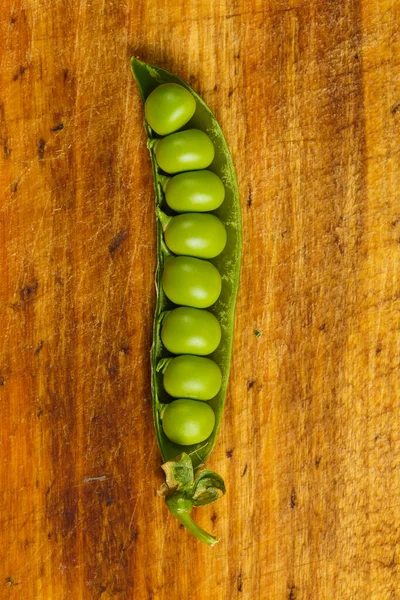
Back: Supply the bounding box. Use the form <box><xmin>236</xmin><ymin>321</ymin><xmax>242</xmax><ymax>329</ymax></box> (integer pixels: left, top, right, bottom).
<box><xmin>1</xmin><ymin>1</ymin><xmax>400</xmax><ymax>598</ymax></box>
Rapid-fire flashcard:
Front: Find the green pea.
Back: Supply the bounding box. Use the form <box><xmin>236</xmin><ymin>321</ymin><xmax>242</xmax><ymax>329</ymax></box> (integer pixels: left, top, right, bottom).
<box><xmin>161</xmin><ymin>307</ymin><xmax>221</xmax><ymax>355</ymax></box>
<box><xmin>162</xmin><ymin>355</ymin><xmax>222</xmax><ymax>401</ymax></box>
<box><xmin>155</xmin><ymin>129</ymin><xmax>215</xmax><ymax>174</ymax></box>
<box><xmin>164</xmin><ymin>170</ymin><xmax>225</xmax><ymax>213</ymax></box>
<box><xmin>162</xmin><ymin>256</ymin><xmax>221</xmax><ymax>308</ymax></box>
<box><xmin>161</xmin><ymin>399</ymin><xmax>215</xmax><ymax>445</ymax></box>
<box><xmin>163</xmin><ymin>213</ymin><xmax>227</xmax><ymax>259</ymax></box>
<box><xmin>144</xmin><ymin>83</ymin><xmax>196</xmax><ymax>136</ymax></box>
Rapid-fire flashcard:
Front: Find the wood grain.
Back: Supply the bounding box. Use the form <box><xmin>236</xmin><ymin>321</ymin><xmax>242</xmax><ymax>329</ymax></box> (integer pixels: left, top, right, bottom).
<box><xmin>1</xmin><ymin>0</ymin><xmax>399</xmax><ymax>598</ymax></box>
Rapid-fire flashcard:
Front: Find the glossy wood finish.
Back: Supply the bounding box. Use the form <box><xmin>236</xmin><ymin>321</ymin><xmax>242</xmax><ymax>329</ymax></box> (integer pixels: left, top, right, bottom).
<box><xmin>1</xmin><ymin>1</ymin><xmax>399</xmax><ymax>598</ymax></box>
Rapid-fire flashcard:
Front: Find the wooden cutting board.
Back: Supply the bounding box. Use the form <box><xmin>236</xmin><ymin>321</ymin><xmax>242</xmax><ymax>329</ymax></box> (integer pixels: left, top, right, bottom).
<box><xmin>1</xmin><ymin>1</ymin><xmax>399</xmax><ymax>598</ymax></box>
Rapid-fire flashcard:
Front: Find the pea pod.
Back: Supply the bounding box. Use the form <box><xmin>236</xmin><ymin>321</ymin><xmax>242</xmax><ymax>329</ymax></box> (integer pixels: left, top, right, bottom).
<box><xmin>131</xmin><ymin>57</ymin><xmax>242</xmax><ymax>545</ymax></box>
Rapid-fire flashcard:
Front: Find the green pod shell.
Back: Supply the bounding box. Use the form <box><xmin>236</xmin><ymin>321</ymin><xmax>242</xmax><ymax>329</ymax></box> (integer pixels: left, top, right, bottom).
<box><xmin>131</xmin><ymin>56</ymin><xmax>242</xmax><ymax>468</ymax></box>
<box><xmin>131</xmin><ymin>58</ymin><xmax>242</xmax><ymax>545</ymax></box>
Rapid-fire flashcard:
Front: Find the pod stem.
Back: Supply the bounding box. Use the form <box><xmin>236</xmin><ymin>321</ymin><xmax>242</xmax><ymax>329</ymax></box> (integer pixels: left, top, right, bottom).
<box><xmin>158</xmin><ymin>453</ymin><xmax>225</xmax><ymax>546</ymax></box>
<box><xmin>165</xmin><ymin>495</ymin><xmax>218</xmax><ymax>547</ymax></box>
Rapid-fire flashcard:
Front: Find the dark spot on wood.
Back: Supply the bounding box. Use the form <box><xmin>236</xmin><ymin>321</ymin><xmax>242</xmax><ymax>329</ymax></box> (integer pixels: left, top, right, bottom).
<box><xmin>3</xmin><ymin>139</ymin><xmax>11</xmax><ymax>158</ymax></box>
<box><xmin>237</xmin><ymin>570</ymin><xmax>243</xmax><ymax>592</ymax></box>
<box><xmin>315</xmin><ymin>456</ymin><xmax>322</xmax><ymax>468</ymax></box>
<box><xmin>211</xmin><ymin>511</ymin><xmax>217</xmax><ymax>525</ymax></box>
<box><xmin>288</xmin><ymin>585</ymin><xmax>296</xmax><ymax>600</ymax></box>
<box><xmin>109</xmin><ymin>229</ymin><xmax>129</xmax><ymax>256</ymax></box>
<box><xmin>391</xmin><ymin>216</ymin><xmax>400</xmax><ymax>228</ymax></box>
<box><xmin>37</xmin><ymin>406</ymin><xmax>43</xmax><ymax>418</ymax></box>
<box><xmin>45</xmin><ymin>486</ymin><xmax>51</xmax><ymax>495</ymax></box>
<box><xmin>108</xmin><ymin>364</ymin><xmax>119</xmax><ymax>377</ymax></box>
<box><xmin>319</xmin><ymin>323</ymin><xmax>326</xmax><ymax>331</ymax></box>
<box><xmin>131</xmin><ymin>528</ymin><xmax>139</xmax><ymax>541</ymax></box>
<box><xmin>5</xmin><ymin>576</ymin><xmax>19</xmax><ymax>587</ymax></box>
<box><xmin>333</xmin><ymin>232</ymin><xmax>344</xmax><ymax>255</ymax></box>
<box><xmin>189</xmin><ymin>74</ymin><xmax>196</xmax><ymax>85</ymax></box>
<box><xmin>10</xmin><ymin>15</ymin><xmax>16</xmax><ymax>24</ymax></box>
<box><xmin>354</xmin><ymin>53</ymin><xmax>359</xmax><ymax>59</ymax></box>
<box><xmin>228</xmin><ymin>88</ymin><xmax>234</xmax><ymax>97</ymax></box>
<box><xmin>98</xmin><ymin>584</ymin><xmax>107</xmax><ymax>594</ymax></box>
<box><xmin>51</xmin><ymin>123</ymin><xmax>64</xmax><ymax>132</ymax></box>
<box><xmin>97</xmin><ymin>489</ymin><xmax>114</xmax><ymax>506</ymax></box>
<box><xmin>34</xmin><ymin>340</ymin><xmax>44</xmax><ymax>355</ymax></box>
<box><xmin>214</xmin><ymin>84</ymin><xmax>218</xmax><ymax>91</ymax></box>
<box><xmin>63</xmin><ymin>69</ymin><xmax>69</xmax><ymax>81</ymax></box>
<box><xmin>20</xmin><ymin>280</ymin><xmax>38</xmax><ymax>302</ymax></box>
<box><xmin>281</xmin><ymin>229</ymin><xmax>288</xmax><ymax>238</ymax></box>
<box><xmin>47</xmin><ymin>531</ymin><xmax>52</xmax><ymax>539</ymax></box>
<box><xmin>241</xmin><ymin>464</ymin><xmax>248</xmax><ymax>477</ymax></box>
<box><xmin>391</xmin><ymin>103</ymin><xmax>400</xmax><ymax>115</ymax></box>
<box><xmin>63</xmin><ymin>508</ymin><xmax>76</xmax><ymax>528</ymax></box>
<box><xmin>254</xmin><ymin>329</ymin><xmax>262</xmax><ymax>337</ymax></box>
<box><xmin>226</xmin><ymin>448</ymin><xmax>234</xmax><ymax>458</ymax></box>
<box><xmin>12</xmin><ymin>180</ymin><xmax>19</xmax><ymax>193</ymax></box>
<box><xmin>120</xmin><ymin>342</ymin><xmax>131</xmax><ymax>355</ymax></box>
<box><xmin>0</xmin><ymin>376</ymin><xmax>5</xmax><ymax>386</ymax></box>
<box><xmin>247</xmin><ymin>186</ymin><xmax>253</xmax><ymax>207</ymax></box>
<box><xmin>376</xmin><ymin>346</ymin><xmax>382</xmax><ymax>355</ymax></box>
<box><xmin>38</xmin><ymin>138</ymin><xmax>46</xmax><ymax>160</ymax></box>
<box><xmin>179</xmin><ymin>523</ymin><xmax>184</xmax><ymax>529</ymax></box>
<box><xmin>247</xmin><ymin>379</ymin><xmax>255</xmax><ymax>390</ymax></box>
<box><xmin>13</xmin><ymin>65</ymin><xmax>26</xmax><ymax>81</ymax></box>
<box><xmin>290</xmin><ymin>488</ymin><xmax>297</xmax><ymax>509</ymax></box>
<box><xmin>235</xmin><ymin>53</ymin><xmax>240</xmax><ymax>59</ymax></box>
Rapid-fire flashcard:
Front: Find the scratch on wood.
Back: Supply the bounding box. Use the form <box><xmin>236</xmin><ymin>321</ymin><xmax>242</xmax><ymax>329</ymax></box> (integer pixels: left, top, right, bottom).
<box><xmin>82</xmin><ymin>475</ymin><xmax>109</xmax><ymax>483</ymax></box>
<box><xmin>241</xmin><ymin>464</ymin><xmax>248</xmax><ymax>477</ymax></box>
<box><xmin>315</xmin><ymin>456</ymin><xmax>322</xmax><ymax>468</ymax></box>
<box><xmin>5</xmin><ymin>576</ymin><xmax>20</xmax><ymax>587</ymax></box>
<box><xmin>63</xmin><ymin>69</ymin><xmax>69</xmax><ymax>81</ymax></box>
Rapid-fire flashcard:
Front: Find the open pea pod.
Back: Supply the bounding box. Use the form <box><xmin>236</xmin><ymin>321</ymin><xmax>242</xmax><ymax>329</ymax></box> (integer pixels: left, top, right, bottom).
<box><xmin>131</xmin><ymin>57</ymin><xmax>242</xmax><ymax>545</ymax></box>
